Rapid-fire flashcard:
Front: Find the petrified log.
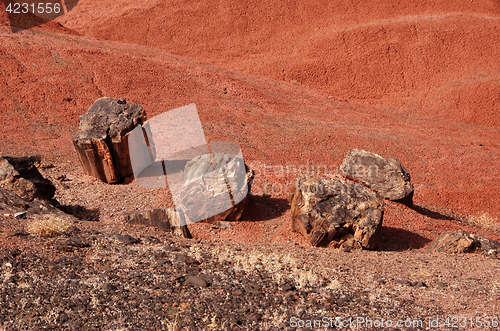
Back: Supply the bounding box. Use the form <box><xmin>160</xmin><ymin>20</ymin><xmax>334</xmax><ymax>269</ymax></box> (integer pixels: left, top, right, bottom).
<box><xmin>72</xmin><ymin>97</ymin><xmax>147</xmax><ymax>183</ymax></box>
<box><xmin>428</xmin><ymin>230</ymin><xmax>500</xmax><ymax>256</ymax></box>
<box><xmin>341</xmin><ymin>149</ymin><xmax>414</xmax><ymax>205</ymax></box>
<box><xmin>122</xmin><ymin>207</ymin><xmax>192</xmax><ymax>238</ymax></box>
<box><xmin>289</xmin><ymin>175</ymin><xmax>384</xmax><ymax>249</ymax></box>
<box><xmin>179</xmin><ymin>152</ymin><xmax>254</xmax><ymax>224</ymax></box>
<box><xmin>0</xmin><ymin>155</ymin><xmax>55</xmax><ymax>201</ymax></box>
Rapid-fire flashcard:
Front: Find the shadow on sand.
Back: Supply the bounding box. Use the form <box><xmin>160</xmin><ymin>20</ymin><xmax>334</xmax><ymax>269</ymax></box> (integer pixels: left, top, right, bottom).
<box><xmin>377</xmin><ymin>226</ymin><xmax>432</xmax><ymax>251</ymax></box>
<box><xmin>241</xmin><ymin>194</ymin><xmax>290</xmax><ymax>222</ymax></box>
<box><xmin>409</xmin><ymin>204</ymin><xmax>457</xmax><ymax>221</ymax></box>
<box><xmin>57</xmin><ymin>204</ymin><xmax>101</xmax><ymax>222</ymax></box>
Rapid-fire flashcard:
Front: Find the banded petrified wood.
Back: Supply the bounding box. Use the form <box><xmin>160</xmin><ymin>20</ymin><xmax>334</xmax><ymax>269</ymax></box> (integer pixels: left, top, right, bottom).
<box><xmin>72</xmin><ymin>98</ymin><xmax>147</xmax><ymax>183</ymax></box>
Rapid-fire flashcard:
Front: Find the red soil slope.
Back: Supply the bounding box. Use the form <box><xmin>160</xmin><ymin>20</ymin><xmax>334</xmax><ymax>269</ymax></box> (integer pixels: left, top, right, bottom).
<box><xmin>56</xmin><ymin>0</ymin><xmax>500</xmax><ymax>127</ymax></box>
<box><xmin>0</xmin><ymin>25</ymin><xmax>499</xmax><ymax>245</ymax></box>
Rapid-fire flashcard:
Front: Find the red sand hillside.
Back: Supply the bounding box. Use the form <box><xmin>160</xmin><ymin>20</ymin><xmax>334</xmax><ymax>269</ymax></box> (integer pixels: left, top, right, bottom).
<box><xmin>1</xmin><ymin>2</ymin><xmax>500</xmax><ymax>247</ymax></box>
<box><xmin>0</xmin><ymin>23</ymin><xmax>499</xmax><ymax>238</ymax></box>
<box><xmin>56</xmin><ymin>0</ymin><xmax>500</xmax><ymax>127</ymax></box>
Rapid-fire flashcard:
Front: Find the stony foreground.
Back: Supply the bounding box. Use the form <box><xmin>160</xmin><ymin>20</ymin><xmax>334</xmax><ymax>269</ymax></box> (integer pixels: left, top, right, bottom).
<box><xmin>1</xmin><ymin>215</ymin><xmax>499</xmax><ymax>330</ymax></box>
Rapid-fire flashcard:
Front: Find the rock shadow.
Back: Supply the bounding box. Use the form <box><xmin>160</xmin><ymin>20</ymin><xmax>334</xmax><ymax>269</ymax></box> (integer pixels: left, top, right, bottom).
<box><xmin>57</xmin><ymin>204</ymin><xmax>100</xmax><ymax>222</ymax></box>
<box><xmin>409</xmin><ymin>204</ymin><xmax>457</xmax><ymax>221</ymax></box>
<box><xmin>377</xmin><ymin>226</ymin><xmax>432</xmax><ymax>251</ymax></box>
<box><xmin>241</xmin><ymin>194</ymin><xmax>289</xmax><ymax>222</ymax></box>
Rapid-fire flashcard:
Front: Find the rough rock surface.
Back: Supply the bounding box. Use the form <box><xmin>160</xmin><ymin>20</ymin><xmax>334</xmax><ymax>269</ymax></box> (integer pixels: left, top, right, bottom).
<box><xmin>0</xmin><ymin>155</ymin><xmax>56</xmax><ymax>201</ymax></box>
<box><xmin>72</xmin><ymin>97</ymin><xmax>147</xmax><ymax>183</ymax></box>
<box><xmin>122</xmin><ymin>207</ymin><xmax>191</xmax><ymax>238</ymax></box>
<box><xmin>289</xmin><ymin>175</ymin><xmax>384</xmax><ymax>249</ymax></box>
<box><xmin>341</xmin><ymin>149</ymin><xmax>414</xmax><ymax>205</ymax></box>
<box><xmin>0</xmin><ymin>186</ymin><xmax>76</xmax><ymax>223</ymax></box>
<box><xmin>428</xmin><ymin>230</ymin><xmax>500</xmax><ymax>257</ymax></box>
<box><xmin>180</xmin><ymin>153</ymin><xmax>254</xmax><ymax>224</ymax></box>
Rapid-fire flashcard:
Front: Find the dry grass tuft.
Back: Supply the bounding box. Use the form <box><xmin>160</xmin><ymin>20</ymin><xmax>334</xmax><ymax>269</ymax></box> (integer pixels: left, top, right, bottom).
<box><xmin>26</xmin><ymin>215</ymin><xmax>74</xmax><ymax>237</ymax></box>
<box><xmin>466</xmin><ymin>213</ymin><xmax>500</xmax><ymax>233</ymax></box>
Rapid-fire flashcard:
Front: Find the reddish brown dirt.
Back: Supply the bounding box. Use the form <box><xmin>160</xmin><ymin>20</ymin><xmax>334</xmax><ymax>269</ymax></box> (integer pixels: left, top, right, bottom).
<box><xmin>1</xmin><ymin>3</ymin><xmax>500</xmax><ymax>250</ymax></box>
<box><xmin>56</xmin><ymin>0</ymin><xmax>500</xmax><ymax>127</ymax></box>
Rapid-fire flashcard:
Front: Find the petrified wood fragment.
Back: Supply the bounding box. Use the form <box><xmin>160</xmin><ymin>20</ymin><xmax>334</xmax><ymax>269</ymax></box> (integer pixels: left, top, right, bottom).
<box><xmin>179</xmin><ymin>152</ymin><xmax>254</xmax><ymax>224</ymax></box>
<box><xmin>341</xmin><ymin>149</ymin><xmax>414</xmax><ymax>205</ymax></box>
<box><xmin>289</xmin><ymin>175</ymin><xmax>384</xmax><ymax>249</ymax></box>
<box><xmin>0</xmin><ymin>155</ymin><xmax>55</xmax><ymax>201</ymax></box>
<box><xmin>122</xmin><ymin>207</ymin><xmax>192</xmax><ymax>238</ymax></box>
<box><xmin>428</xmin><ymin>230</ymin><xmax>500</xmax><ymax>256</ymax></box>
<box><xmin>72</xmin><ymin>97</ymin><xmax>147</xmax><ymax>183</ymax></box>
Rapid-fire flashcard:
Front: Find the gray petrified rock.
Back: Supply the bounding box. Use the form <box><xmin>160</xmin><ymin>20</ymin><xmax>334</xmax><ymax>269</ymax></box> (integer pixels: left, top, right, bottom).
<box><xmin>289</xmin><ymin>175</ymin><xmax>384</xmax><ymax>249</ymax></box>
<box><xmin>428</xmin><ymin>230</ymin><xmax>500</xmax><ymax>257</ymax></box>
<box><xmin>0</xmin><ymin>155</ymin><xmax>55</xmax><ymax>201</ymax></box>
<box><xmin>179</xmin><ymin>152</ymin><xmax>254</xmax><ymax>224</ymax></box>
<box><xmin>341</xmin><ymin>149</ymin><xmax>414</xmax><ymax>205</ymax></box>
<box><xmin>72</xmin><ymin>97</ymin><xmax>148</xmax><ymax>183</ymax></box>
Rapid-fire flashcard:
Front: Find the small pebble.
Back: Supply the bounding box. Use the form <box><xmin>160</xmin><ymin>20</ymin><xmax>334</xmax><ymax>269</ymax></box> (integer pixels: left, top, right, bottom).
<box><xmin>14</xmin><ymin>211</ymin><xmax>27</xmax><ymax>219</ymax></box>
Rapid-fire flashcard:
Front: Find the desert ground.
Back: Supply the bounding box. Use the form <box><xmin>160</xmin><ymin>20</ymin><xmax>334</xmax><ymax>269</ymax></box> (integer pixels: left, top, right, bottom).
<box><xmin>1</xmin><ymin>0</ymin><xmax>500</xmax><ymax>329</ymax></box>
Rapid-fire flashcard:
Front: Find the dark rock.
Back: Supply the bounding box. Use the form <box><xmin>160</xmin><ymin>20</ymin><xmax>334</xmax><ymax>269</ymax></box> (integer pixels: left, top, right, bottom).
<box><xmin>179</xmin><ymin>152</ymin><xmax>254</xmax><ymax>224</ymax></box>
<box><xmin>0</xmin><ymin>187</ymin><xmax>29</xmax><ymax>211</ymax></box>
<box><xmin>0</xmin><ymin>184</ymin><xmax>78</xmax><ymax>225</ymax></box>
<box><xmin>67</xmin><ymin>272</ymin><xmax>81</xmax><ymax>280</ymax></box>
<box><xmin>58</xmin><ymin>313</ymin><xmax>69</xmax><ymax>324</ymax></box>
<box><xmin>99</xmin><ymin>283</ymin><xmax>117</xmax><ymax>292</ymax></box>
<box><xmin>156</xmin><ymin>259</ymin><xmax>170</xmax><ymax>266</ymax></box>
<box><xmin>184</xmin><ymin>275</ymin><xmax>207</xmax><ymax>287</ymax></box>
<box><xmin>142</xmin><ymin>236</ymin><xmax>162</xmax><ymax>245</ymax></box>
<box><xmin>245</xmin><ymin>284</ymin><xmax>262</xmax><ymax>295</ymax></box>
<box><xmin>245</xmin><ymin>313</ymin><xmax>262</xmax><ymax>321</ymax></box>
<box><xmin>341</xmin><ymin>149</ymin><xmax>414</xmax><ymax>205</ymax></box>
<box><xmin>54</xmin><ymin>243</ymin><xmax>74</xmax><ymax>252</ymax></box>
<box><xmin>289</xmin><ymin>175</ymin><xmax>384</xmax><ymax>249</ymax></box>
<box><xmin>0</xmin><ymin>155</ymin><xmax>56</xmax><ymax>201</ymax></box>
<box><xmin>63</xmin><ymin>238</ymin><xmax>91</xmax><ymax>248</ymax></box>
<box><xmin>110</xmin><ymin>234</ymin><xmax>141</xmax><ymax>245</ymax></box>
<box><xmin>211</xmin><ymin>221</ymin><xmax>233</xmax><ymax>229</ymax></box>
<box><xmin>176</xmin><ymin>254</ymin><xmax>200</xmax><ymax>266</ymax></box>
<box><xmin>428</xmin><ymin>230</ymin><xmax>500</xmax><ymax>255</ymax></box>
<box><xmin>72</xmin><ymin>97</ymin><xmax>148</xmax><ymax>183</ymax></box>
<box><xmin>122</xmin><ymin>207</ymin><xmax>191</xmax><ymax>238</ymax></box>
<box><xmin>434</xmin><ymin>281</ymin><xmax>447</xmax><ymax>288</ymax></box>
<box><xmin>411</xmin><ymin>281</ymin><xmax>427</xmax><ymax>288</ymax></box>
<box><xmin>7</xmin><ymin>229</ymin><xmax>29</xmax><ymax>237</ymax></box>
<box><xmin>163</xmin><ymin>245</ymin><xmax>180</xmax><ymax>252</ymax></box>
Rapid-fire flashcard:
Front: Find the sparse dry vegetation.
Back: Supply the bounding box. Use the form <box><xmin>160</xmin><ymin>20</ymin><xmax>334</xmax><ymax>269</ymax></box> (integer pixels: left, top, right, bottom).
<box><xmin>26</xmin><ymin>215</ymin><xmax>74</xmax><ymax>237</ymax></box>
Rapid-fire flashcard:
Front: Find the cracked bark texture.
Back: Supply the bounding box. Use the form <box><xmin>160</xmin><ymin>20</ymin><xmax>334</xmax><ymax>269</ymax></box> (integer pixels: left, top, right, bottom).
<box><xmin>72</xmin><ymin>97</ymin><xmax>147</xmax><ymax>183</ymax></box>
<box><xmin>289</xmin><ymin>175</ymin><xmax>384</xmax><ymax>249</ymax></box>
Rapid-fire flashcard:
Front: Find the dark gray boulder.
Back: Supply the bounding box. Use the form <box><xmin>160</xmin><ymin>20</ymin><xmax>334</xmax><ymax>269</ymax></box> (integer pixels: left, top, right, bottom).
<box><xmin>289</xmin><ymin>175</ymin><xmax>384</xmax><ymax>249</ymax></box>
<box><xmin>341</xmin><ymin>149</ymin><xmax>414</xmax><ymax>205</ymax></box>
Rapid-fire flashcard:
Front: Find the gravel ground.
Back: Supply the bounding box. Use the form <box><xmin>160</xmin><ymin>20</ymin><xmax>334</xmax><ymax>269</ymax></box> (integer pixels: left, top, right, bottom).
<box><xmin>1</xmin><ymin>213</ymin><xmax>500</xmax><ymax>330</ymax></box>
<box><xmin>0</xmin><ymin>159</ymin><xmax>499</xmax><ymax>330</ymax></box>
